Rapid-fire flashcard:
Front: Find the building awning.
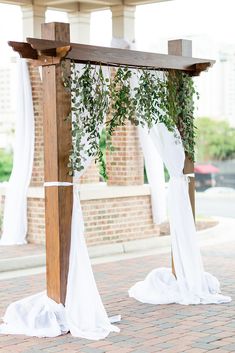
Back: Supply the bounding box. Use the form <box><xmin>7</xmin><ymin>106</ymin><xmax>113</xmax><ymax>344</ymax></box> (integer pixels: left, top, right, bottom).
<box><xmin>194</xmin><ymin>164</ymin><xmax>220</xmax><ymax>174</ymax></box>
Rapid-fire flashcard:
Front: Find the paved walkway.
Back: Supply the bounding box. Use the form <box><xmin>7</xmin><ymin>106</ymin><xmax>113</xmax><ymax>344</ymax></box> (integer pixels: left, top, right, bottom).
<box><xmin>0</xmin><ymin>240</ymin><xmax>235</xmax><ymax>353</ymax></box>
<box><xmin>0</xmin><ymin>243</ymin><xmax>44</xmax><ymax>259</ymax></box>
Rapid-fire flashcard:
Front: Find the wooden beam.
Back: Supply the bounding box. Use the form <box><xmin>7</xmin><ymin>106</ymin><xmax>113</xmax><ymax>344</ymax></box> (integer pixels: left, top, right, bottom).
<box><xmin>8</xmin><ymin>41</ymin><xmax>38</xmax><ymax>60</ymax></box>
<box><xmin>25</xmin><ymin>37</ymin><xmax>214</xmax><ymax>75</ymax></box>
<box><xmin>41</xmin><ymin>22</ymin><xmax>72</xmax><ymax>304</ymax></box>
<box><xmin>168</xmin><ymin>39</ymin><xmax>195</xmax><ymax>219</ymax></box>
<box><xmin>9</xmin><ymin>37</ymin><xmax>214</xmax><ymax>75</ymax></box>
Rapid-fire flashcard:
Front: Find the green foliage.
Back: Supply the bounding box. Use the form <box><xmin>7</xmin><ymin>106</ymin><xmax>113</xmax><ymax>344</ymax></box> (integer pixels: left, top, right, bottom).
<box><xmin>108</xmin><ymin>67</ymin><xmax>136</xmax><ymax>133</ymax></box>
<box><xmin>196</xmin><ymin>117</ymin><xmax>235</xmax><ymax>161</ymax></box>
<box><xmin>62</xmin><ymin>62</ymin><xmax>109</xmax><ymax>176</ymax></box>
<box><xmin>0</xmin><ymin>149</ymin><xmax>13</xmax><ymax>182</ymax></box>
<box><xmin>133</xmin><ymin>70</ymin><xmax>175</xmax><ymax>131</ymax></box>
<box><xmin>62</xmin><ymin>62</ymin><xmax>198</xmax><ymax>176</ymax></box>
<box><xmin>166</xmin><ymin>70</ymin><xmax>199</xmax><ymax>161</ymax></box>
<box><xmin>99</xmin><ymin>128</ymin><xmax>108</xmax><ymax>181</ymax></box>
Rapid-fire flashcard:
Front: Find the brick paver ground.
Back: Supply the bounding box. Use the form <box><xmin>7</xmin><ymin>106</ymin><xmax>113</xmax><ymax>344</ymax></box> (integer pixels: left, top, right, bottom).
<box><xmin>0</xmin><ymin>241</ymin><xmax>235</xmax><ymax>353</ymax></box>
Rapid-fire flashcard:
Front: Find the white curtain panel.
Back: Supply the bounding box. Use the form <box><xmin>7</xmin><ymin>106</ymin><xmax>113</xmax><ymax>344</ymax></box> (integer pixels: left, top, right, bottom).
<box><xmin>0</xmin><ymin>65</ymin><xmax>119</xmax><ymax>340</ymax></box>
<box><xmin>0</xmin><ymin>59</ymin><xmax>35</xmax><ymax>245</ymax></box>
<box><xmin>129</xmin><ymin>123</ymin><xmax>231</xmax><ymax>305</ymax></box>
<box><xmin>65</xmin><ymin>186</ymin><xmax>119</xmax><ymax>339</ymax></box>
<box><xmin>138</xmin><ymin>126</ymin><xmax>167</xmax><ymax>224</ymax></box>
<box><xmin>130</xmin><ymin>68</ymin><xmax>167</xmax><ymax>225</ymax></box>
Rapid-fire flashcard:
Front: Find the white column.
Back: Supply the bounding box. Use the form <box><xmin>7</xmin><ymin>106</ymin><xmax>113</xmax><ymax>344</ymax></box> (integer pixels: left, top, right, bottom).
<box><xmin>21</xmin><ymin>5</ymin><xmax>46</xmax><ymax>40</ymax></box>
<box><xmin>111</xmin><ymin>5</ymin><xmax>136</xmax><ymax>44</ymax></box>
<box><xmin>68</xmin><ymin>12</ymin><xmax>90</xmax><ymax>44</ymax></box>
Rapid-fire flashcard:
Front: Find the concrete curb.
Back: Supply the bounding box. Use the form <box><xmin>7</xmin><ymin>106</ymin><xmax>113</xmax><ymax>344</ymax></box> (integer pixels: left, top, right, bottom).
<box><xmin>0</xmin><ymin>254</ymin><xmax>46</xmax><ymax>272</ymax></box>
<box><xmin>0</xmin><ymin>217</ymin><xmax>234</xmax><ymax>272</ymax></box>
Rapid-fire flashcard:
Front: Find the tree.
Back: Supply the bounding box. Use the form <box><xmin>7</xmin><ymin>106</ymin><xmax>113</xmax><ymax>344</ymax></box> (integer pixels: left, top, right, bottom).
<box><xmin>195</xmin><ymin>117</ymin><xmax>235</xmax><ymax>162</ymax></box>
<box><xmin>0</xmin><ymin>149</ymin><xmax>13</xmax><ymax>182</ymax></box>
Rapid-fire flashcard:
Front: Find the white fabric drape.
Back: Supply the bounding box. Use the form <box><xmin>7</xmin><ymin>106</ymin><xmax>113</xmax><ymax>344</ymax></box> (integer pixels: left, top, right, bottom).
<box><xmin>129</xmin><ymin>123</ymin><xmax>231</xmax><ymax>305</ymax></box>
<box><xmin>0</xmin><ymin>65</ymin><xmax>119</xmax><ymax>339</ymax></box>
<box><xmin>138</xmin><ymin>127</ymin><xmax>167</xmax><ymax>224</ymax></box>
<box><xmin>65</xmin><ymin>186</ymin><xmax>119</xmax><ymax>339</ymax></box>
<box><xmin>130</xmin><ymin>68</ymin><xmax>167</xmax><ymax>225</ymax></box>
<box><xmin>0</xmin><ymin>183</ymin><xmax>119</xmax><ymax>339</ymax></box>
<box><xmin>0</xmin><ymin>59</ymin><xmax>34</xmax><ymax>245</ymax></box>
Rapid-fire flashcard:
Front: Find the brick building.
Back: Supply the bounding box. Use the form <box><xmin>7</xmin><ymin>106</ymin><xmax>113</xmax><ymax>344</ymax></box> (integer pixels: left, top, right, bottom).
<box><xmin>0</xmin><ymin>0</ymin><xmax>169</xmax><ymax>251</ymax></box>
<box><xmin>22</xmin><ymin>66</ymin><xmax>160</xmax><ymax>249</ymax></box>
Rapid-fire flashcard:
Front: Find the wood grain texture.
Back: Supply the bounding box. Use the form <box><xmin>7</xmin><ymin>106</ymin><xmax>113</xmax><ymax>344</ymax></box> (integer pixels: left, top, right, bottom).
<box><xmin>41</xmin><ymin>22</ymin><xmax>72</xmax><ymax>304</ymax></box>
<box><xmin>8</xmin><ymin>41</ymin><xmax>38</xmax><ymax>59</ymax></box>
<box><xmin>26</xmin><ymin>37</ymin><xmax>214</xmax><ymax>75</ymax></box>
<box><xmin>168</xmin><ymin>39</ymin><xmax>195</xmax><ymax>219</ymax></box>
<box><xmin>168</xmin><ymin>39</ymin><xmax>192</xmax><ymax>57</ymax></box>
<box><xmin>183</xmin><ymin>156</ymin><xmax>195</xmax><ymax>218</ymax></box>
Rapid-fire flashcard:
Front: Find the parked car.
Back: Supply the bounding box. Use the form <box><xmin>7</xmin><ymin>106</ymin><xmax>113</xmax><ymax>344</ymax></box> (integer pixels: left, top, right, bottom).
<box><xmin>195</xmin><ymin>164</ymin><xmax>219</xmax><ymax>191</ymax></box>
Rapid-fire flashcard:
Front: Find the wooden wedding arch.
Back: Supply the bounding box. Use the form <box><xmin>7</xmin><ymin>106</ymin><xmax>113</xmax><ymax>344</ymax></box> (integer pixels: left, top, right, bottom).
<box><xmin>9</xmin><ymin>22</ymin><xmax>215</xmax><ymax>305</ymax></box>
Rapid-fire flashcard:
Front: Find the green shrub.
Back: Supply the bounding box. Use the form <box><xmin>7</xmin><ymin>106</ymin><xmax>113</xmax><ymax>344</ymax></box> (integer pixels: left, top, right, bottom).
<box><xmin>0</xmin><ymin>149</ymin><xmax>13</xmax><ymax>182</ymax></box>
<box><xmin>99</xmin><ymin>129</ymin><xmax>107</xmax><ymax>181</ymax></box>
<box><xmin>196</xmin><ymin>117</ymin><xmax>235</xmax><ymax>162</ymax></box>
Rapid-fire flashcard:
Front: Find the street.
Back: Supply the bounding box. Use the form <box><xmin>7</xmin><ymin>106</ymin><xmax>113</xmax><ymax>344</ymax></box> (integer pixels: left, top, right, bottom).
<box><xmin>196</xmin><ymin>192</ymin><xmax>235</xmax><ymax>218</ymax></box>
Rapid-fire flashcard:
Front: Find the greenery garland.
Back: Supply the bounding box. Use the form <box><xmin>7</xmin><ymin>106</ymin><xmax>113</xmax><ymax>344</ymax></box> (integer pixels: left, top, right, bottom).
<box><xmin>62</xmin><ymin>62</ymin><xmax>109</xmax><ymax>175</ymax></box>
<box><xmin>134</xmin><ymin>70</ymin><xmax>175</xmax><ymax>130</ymax></box>
<box><xmin>62</xmin><ymin>61</ymin><xmax>198</xmax><ymax>176</ymax></box>
<box><xmin>166</xmin><ymin>70</ymin><xmax>199</xmax><ymax>161</ymax></box>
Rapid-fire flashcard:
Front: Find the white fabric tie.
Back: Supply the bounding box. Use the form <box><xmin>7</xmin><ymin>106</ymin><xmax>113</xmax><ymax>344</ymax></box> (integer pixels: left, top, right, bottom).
<box><xmin>184</xmin><ymin>173</ymin><xmax>195</xmax><ymax>183</ymax></box>
<box><xmin>44</xmin><ymin>182</ymin><xmax>74</xmax><ymax>187</ymax></box>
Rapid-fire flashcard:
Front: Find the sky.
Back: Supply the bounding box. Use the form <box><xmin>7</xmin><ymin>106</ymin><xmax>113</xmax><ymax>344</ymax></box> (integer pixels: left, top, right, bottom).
<box><xmin>0</xmin><ymin>0</ymin><xmax>235</xmax><ymax>63</ymax></box>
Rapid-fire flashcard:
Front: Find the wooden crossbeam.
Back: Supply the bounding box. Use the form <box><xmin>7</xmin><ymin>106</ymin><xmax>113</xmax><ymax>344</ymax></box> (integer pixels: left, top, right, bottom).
<box><xmin>9</xmin><ymin>37</ymin><xmax>215</xmax><ymax>76</ymax></box>
<box><xmin>8</xmin><ymin>41</ymin><xmax>38</xmax><ymax>59</ymax></box>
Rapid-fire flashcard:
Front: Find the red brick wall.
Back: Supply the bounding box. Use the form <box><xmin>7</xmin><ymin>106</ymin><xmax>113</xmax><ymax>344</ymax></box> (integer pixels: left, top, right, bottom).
<box><xmin>82</xmin><ymin>195</ymin><xmax>159</xmax><ymax>246</ymax></box>
<box><xmin>28</xmin><ymin>65</ymin><xmax>44</xmax><ymax>186</ymax></box>
<box><xmin>106</xmin><ymin>122</ymin><xmax>144</xmax><ymax>186</ymax></box>
<box><xmin>26</xmin><ymin>194</ymin><xmax>159</xmax><ymax>246</ymax></box>
<box><xmin>25</xmin><ymin>63</ymin><xmax>156</xmax><ymax>249</ymax></box>
<box><xmin>79</xmin><ymin>160</ymin><xmax>100</xmax><ymax>184</ymax></box>
<box><xmin>28</xmin><ymin>63</ymin><xmax>100</xmax><ymax>185</ymax></box>
<box><xmin>27</xmin><ymin>197</ymin><xmax>45</xmax><ymax>244</ymax></box>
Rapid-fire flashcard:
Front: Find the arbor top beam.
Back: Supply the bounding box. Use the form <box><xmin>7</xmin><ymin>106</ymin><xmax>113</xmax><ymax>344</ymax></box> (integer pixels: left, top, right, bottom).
<box><xmin>9</xmin><ymin>37</ymin><xmax>215</xmax><ymax>76</ymax></box>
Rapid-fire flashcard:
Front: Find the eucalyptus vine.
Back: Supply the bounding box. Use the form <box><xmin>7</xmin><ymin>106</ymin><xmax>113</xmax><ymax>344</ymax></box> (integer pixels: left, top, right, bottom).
<box><xmin>108</xmin><ymin>67</ymin><xmax>136</xmax><ymax>134</ymax></box>
<box><xmin>166</xmin><ymin>70</ymin><xmax>199</xmax><ymax>161</ymax></box>
<box><xmin>62</xmin><ymin>61</ymin><xmax>109</xmax><ymax>175</ymax></box>
<box><xmin>62</xmin><ymin>61</ymin><xmax>198</xmax><ymax>176</ymax></box>
<box><xmin>134</xmin><ymin>70</ymin><xmax>175</xmax><ymax>131</ymax></box>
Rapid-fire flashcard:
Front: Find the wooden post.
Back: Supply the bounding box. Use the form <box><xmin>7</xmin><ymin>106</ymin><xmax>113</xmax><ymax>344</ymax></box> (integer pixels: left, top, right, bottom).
<box><xmin>41</xmin><ymin>22</ymin><xmax>72</xmax><ymax>304</ymax></box>
<box><xmin>168</xmin><ymin>40</ymin><xmax>195</xmax><ymax>276</ymax></box>
<box><xmin>168</xmin><ymin>39</ymin><xmax>195</xmax><ymax>218</ymax></box>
